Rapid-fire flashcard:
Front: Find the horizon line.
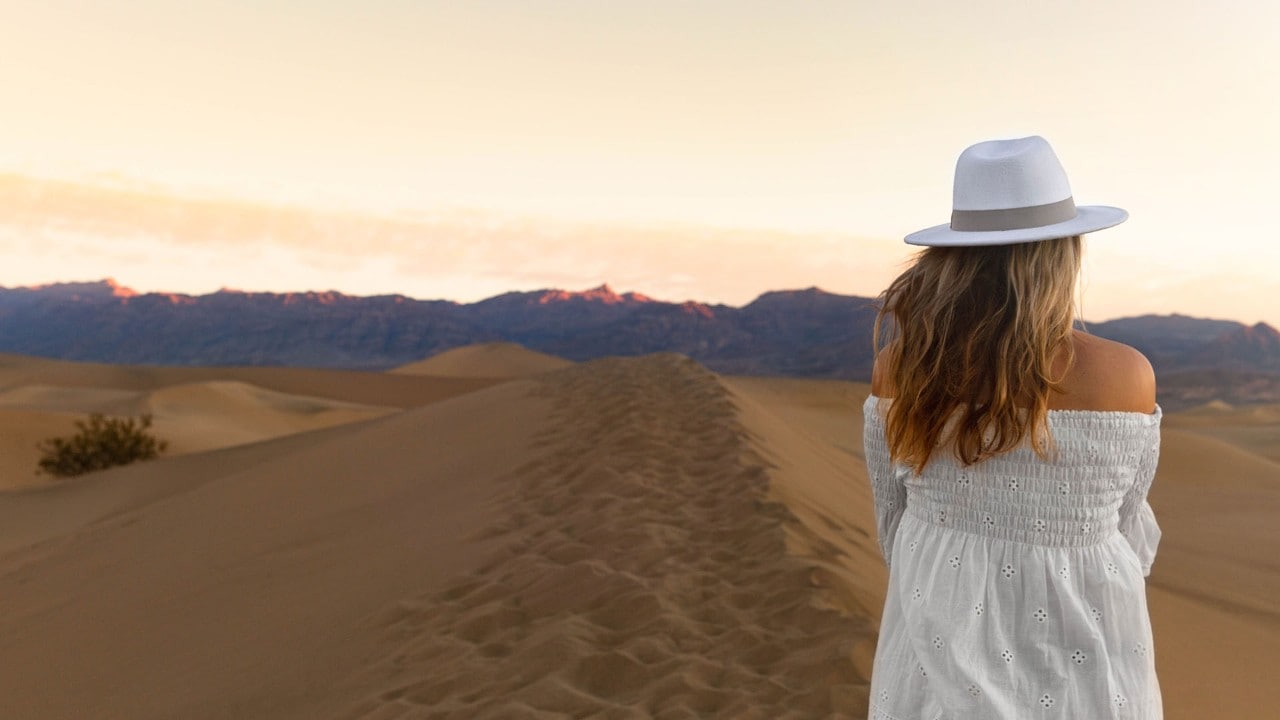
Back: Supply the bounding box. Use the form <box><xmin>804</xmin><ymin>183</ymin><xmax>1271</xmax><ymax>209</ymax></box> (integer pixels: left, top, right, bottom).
<box><xmin>0</xmin><ymin>276</ymin><xmax>1268</xmax><ymax>329</ymax></box>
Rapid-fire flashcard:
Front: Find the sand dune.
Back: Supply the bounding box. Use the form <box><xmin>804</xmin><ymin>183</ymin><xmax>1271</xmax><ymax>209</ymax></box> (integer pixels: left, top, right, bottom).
<box><xmin>1164</xmin><ymin>401</ymin><xmax>1280</xmax><ymax>463</ymax></box>
<box><xmin>0</xmin><ymin>383</ymin><xmax>143</xmax><ymax>414</ymax></box>
<box><xmin>0</xmin><ymin>351</ymin><xmax>1274</xmax><ymax>719</ymax></box>
<box><xmin>0</xmin><ymin>350</ymin><xmax>506</xmax><ymax>489</ymax></box>
<box><xmin>0</xmin><ymin>378</ymin><xmax>548</xmax><ymax>720</ymax></box>
<box><xmin>0</xmin><ymin>409</ymin><xmax>82</xmax><ymax>491</ymax></box>
<box><xmin>0</xmin><ymin>383</ymin><xmax>155</xmax><ymax>489</ymax></box>
<box><xmin>140</xmin><ymin>380</ymin><xmax>396</xmax><ymax>455</ymax></box>
<box><xmin>349</xmin><ymin>355</ymin><xmax>866</xmax><ymax>719</ymax></box>
<box><xmin>722</xmin><ymin>376</ymin><xmax>868</xmax><ymax>454</ymax></box>
<box><xmin>0</xmin><ymin>378</ymin><xmax>397</xmax><ymax>489</ymax></box>
<box><xmin>0</xmin><ymin>354</ymin><xmax>869</xmax><ymax>719</ymax></box>
<box><xmin>0</xmin><ymin>352</ymin><xmax>502</xmax><ymax>409</ymax></box>
<box><xmin>1141</xmin><ymin>428</ymin><xmax>1280</xmax><ymax>717</ymax></box>
<box><xmin>391</xmin><ymin>342</ymin><xmax>574</xmax><ymax>378</ymax></box>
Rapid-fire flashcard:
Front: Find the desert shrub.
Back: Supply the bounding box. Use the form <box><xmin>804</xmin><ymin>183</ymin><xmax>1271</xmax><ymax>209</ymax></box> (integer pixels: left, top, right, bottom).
<box><xmin>37</xmin><ymin>413</ymin><xmax>169</xmax><ymax>478</ymax></box>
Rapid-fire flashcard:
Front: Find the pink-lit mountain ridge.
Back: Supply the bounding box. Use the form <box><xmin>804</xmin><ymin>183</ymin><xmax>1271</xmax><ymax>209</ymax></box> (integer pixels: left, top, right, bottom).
<box><xmin>1</xmin><ymin>279</ymin><xmax>1276</xmax><ymax>409</ymax></box>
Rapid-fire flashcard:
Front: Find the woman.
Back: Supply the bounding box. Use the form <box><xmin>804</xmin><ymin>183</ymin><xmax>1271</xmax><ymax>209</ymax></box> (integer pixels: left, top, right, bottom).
<box><xmin>864</xmin><ymin>136</ymin><xmax>1162</xmax><ymax>719</ymax></box>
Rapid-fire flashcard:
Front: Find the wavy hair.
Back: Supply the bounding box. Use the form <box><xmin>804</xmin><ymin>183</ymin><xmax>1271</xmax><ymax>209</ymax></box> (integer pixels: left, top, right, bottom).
<box><xmin>873</xmin><ymin>235</ymin><xmax>1082</xmax><ymax>471</ymax></box>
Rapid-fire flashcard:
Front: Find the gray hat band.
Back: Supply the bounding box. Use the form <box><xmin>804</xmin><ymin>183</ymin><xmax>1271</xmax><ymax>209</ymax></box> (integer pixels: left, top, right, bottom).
<box><xmin>950</xmin><ymin>197</ymin><xmax>1077</xmax><ymax>232</ymax></box>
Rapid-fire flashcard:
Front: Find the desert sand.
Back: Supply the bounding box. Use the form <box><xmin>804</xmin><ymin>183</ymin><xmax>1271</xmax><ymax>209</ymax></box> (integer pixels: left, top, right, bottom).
<box><xmin>392</xmin><ymin>342</ymin><xmax>574</xmax><ymax>378</ymax></box>
<box><xmin>0</xmin><ymin>343</ymin><xmax>1275</xmax><ymax>719</ymax></box>
<box><xmin>0</xmin><ymin>381</ymin><xmax>396</xmax><ymax>488</ymax></box>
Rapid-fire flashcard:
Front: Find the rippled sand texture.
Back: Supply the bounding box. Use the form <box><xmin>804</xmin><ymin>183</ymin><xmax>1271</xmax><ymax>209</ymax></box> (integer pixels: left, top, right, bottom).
<box><xmin>0</xmin><ymin>344</ymin><xmax>1274</xmax><ymax>719</ymax></box>
<box><xmin>348</xmin><ymin>354</ymin><xmax>868</xmax><ymax>719</ymax></box>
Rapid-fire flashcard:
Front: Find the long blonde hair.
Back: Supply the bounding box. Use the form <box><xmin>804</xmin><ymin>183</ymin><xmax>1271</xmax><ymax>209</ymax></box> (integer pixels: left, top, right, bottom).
<box><xmin>874</xmin><ymin>235</ymin><xmax>1082</xmax><ymax>471</ymax></box>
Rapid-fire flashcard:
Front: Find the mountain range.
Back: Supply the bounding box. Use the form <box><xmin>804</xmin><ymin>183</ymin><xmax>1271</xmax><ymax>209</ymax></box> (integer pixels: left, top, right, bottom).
<box><xmin>1</xmin><ymin>279</ymin><xmax>1276</xmax><ymax>410</ymax></box>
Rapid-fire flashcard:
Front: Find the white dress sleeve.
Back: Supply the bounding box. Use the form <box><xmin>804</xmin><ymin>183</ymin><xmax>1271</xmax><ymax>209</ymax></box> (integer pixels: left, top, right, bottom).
<box><xmin>1117</xmin><ymin>409</ymin><xmax>1162</xmax><ymax>576</ymax></box>
<box><xmin>863</xmin><ymin>400</ymin><xmax>907</xmax><ymax>568</ymax></box>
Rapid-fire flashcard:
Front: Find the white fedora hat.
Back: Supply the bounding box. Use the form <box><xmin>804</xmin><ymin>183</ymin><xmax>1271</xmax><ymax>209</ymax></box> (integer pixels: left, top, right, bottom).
<box><xmin>905</xmin><ymin>136</ymin><xmax>1127</xmax><ymax>247</ymax></box>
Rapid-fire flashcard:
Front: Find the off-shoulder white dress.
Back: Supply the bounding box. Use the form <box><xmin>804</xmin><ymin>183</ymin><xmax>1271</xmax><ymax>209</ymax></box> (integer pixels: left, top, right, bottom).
<box><xmin>863</xmin><ymin>396</ymin><xmax>1163</xmax><ymax>720</ymax></box>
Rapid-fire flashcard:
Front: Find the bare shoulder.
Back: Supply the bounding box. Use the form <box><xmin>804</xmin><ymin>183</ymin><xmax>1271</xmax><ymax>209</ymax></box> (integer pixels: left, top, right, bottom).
<box><xmin>1055</xmin><ymin>331</ymin><xmax>1157</xmax><ymax>413</ymax></box>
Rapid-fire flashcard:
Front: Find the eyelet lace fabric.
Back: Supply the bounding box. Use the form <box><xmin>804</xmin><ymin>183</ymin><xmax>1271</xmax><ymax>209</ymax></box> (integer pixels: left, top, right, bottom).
<box><xmin>863</xmin><ymin>396</ymin><xmax>1163</xmax><ymax>719</ymax></box>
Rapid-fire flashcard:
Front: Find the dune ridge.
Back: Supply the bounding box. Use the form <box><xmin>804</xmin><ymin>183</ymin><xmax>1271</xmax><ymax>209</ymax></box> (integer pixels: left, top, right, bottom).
<box><xmin>0</xmin><ymin>352</ymin><xmax>502</xmax><ymax>409</ymax></box>
<box><xmin>348</xmin><ymin>354</ymin><xmax>865</xmax><ymax>719</ymax></box>
<box><xmin>0</xmin><ymin>378</ymin><xmax>397</xmax><ymax>489</ymax></box>
<box><xmin>0</xmin><ymin>351</ymin><xmax>509</xmax><ymax>490</ymax></box>
<box><xmin>391</xmin><ymin>342</ymin><xmax>573</xmax><ymax>378</ymax></box>
<box><xmin>1163</xmin><ymin>401</ymin><xmax>1280</xmax><ymax>464</ymax></box>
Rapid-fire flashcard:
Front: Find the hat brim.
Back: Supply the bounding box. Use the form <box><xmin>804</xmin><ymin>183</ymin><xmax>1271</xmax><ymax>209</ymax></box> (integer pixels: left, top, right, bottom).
<box><xmin>904</xmin><ymin>205</ymin><xmax>1128</xmax><ymax>247</ymax></box>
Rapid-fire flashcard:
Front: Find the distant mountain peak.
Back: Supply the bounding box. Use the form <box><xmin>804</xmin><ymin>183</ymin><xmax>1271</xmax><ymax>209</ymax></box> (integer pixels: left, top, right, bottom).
<box><xmin>1216</xmin><ymin>321</ymin><xmax>1280</xmax><ymax>343</ymax></box>
<box><xmin>1231</xmin><ymin>322</ymin><xmax>1280</xmax><ymax>349</ymax></box>
<box><xmin>743</xmin><ymin>286</ymin><xmax>852</xmax><ymax>312</ymax></box>
<box><xmin>534</xmin><ymin>284</ymin><xmax>653</xmax><ymax>306</ymax></box>
<box><xmin>210</xmin><ymin>287</ymin><xmax>351</xmax><ymax>305</ymax></box>
<box><xmin>679</xmin><ymin>300</ymin><xmax>715</xmax><ymax>319</ymax></box>
<box><xmin>102</xmin><ymin>277</ymin><xmax>139</xmax><ymax>297</ymax></box>
<box><xmin>14</xmin><ymin>278</ymin><xmax>139</xmax><ymax>299</ymax></box>
<box><xmin>281</xmin><ymin>290</ymin><xmax>350</xmax><ymax>305</ymax></box>
<box><xmin>756</xmin><ymin>285</ymin><xmax>828</xmax><ymax>297</ymax></box>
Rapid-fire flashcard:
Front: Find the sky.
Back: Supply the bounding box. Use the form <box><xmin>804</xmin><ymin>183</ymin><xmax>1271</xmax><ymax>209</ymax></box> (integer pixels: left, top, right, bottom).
<box><xmin>1</xmin><ymin>0</ymin><xmax>1278</xmax><ymax>325</ymax></box>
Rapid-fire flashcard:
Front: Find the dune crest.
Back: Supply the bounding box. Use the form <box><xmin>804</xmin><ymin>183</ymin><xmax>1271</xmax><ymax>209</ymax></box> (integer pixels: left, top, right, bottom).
<box><xmin>391</xmin><ymin>342</ymin><xmax>573</xmax><ymax>379</ymax></box>
<box><xmin>0</xmin><ymin>379</ymin><xmax>397</xmax><ymax>489</ymax></box>
<box><xmin>0</xmin><ymin>383</ymin><xmax>142</xmax><ymax>414</ymax></box>
<box><xmin>351</xmin><ymin>354</ymin><xmax>865</xmax><ymax>719</ymax></box>
<box><xmin>139</xmin><ymin>380</ymin><xmax>396</xmax><ymax>454</ymax></box>
<box><xmin>1164</xmin><ymin>400</ymin><xmax>1280</xmax><ymax>465</ymax></box>
<box><xmin>0</xmin><ymin>352</ymin><xmax>503</xmax><ymax>410</ymax></box>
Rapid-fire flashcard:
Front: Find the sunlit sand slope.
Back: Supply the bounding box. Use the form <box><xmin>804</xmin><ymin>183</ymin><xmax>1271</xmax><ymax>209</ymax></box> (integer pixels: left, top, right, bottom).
<box><xmin>1164</xmin><ymin>400</ymin><xmax>1280</xmax><ymax>463</ymax></box>
<box><xmin>391</xmin><ymin>342</ymin><xmax>574</xmax><ymax>378</ymax></box>
<box><xmin>721</xmin><ymin>376</ymin><xmax>886</xmax><ymax>677</ymax></box>
<box><xmin>140</xmin><ymin>380</ymin><xmax>395</xmax><ymax>453</ymax></box>
<box><xmin>1143</xmin><ymin>427</ymin><xmax>1280</xmax><ymax>718</ymax></box>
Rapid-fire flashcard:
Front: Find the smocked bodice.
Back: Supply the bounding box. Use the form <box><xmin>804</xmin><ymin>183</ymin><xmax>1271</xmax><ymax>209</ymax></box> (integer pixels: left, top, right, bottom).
<box><xmin>862</xmin><ymin>396</ymin><xmax>1162</xmax><ymax>559</ymax></box>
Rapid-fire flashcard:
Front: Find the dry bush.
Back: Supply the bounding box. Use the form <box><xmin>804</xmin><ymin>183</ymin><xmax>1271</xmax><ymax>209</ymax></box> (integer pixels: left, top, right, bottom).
<box><xmin>37</xmin><ymin>413</ymin><xmax>169</xmax><ymax>478</ymax></box>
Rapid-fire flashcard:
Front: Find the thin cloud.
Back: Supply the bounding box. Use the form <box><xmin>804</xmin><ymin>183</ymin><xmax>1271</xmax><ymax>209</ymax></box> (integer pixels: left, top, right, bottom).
<box><xmin>1</xmin><ymin>173</ymin><xmax>1271</xmax><ymax>327</ymax></box>
<box><xmin>0</xmin><ymin>173</ymin><xmax>905</xmax><ymax>305</ymax></box>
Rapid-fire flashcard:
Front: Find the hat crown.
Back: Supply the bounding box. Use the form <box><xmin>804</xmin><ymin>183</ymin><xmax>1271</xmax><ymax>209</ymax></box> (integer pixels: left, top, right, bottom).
<box><xmin>952</xmin><ymin>136</ymin><xmax>1073</xmax><ymax>211</ymax></box>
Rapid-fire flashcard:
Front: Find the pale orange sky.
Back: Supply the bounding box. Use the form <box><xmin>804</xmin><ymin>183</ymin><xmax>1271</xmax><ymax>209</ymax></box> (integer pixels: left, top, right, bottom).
<box><xmin>2</xmin><ymin>1</ymin><xmax>1278</xmax><ymax>325</ymax></box>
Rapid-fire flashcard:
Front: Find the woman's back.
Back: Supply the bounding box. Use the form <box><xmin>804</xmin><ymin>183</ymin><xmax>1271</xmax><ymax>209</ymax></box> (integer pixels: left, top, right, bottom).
<box><xmin>862</xmin><ymin>390</ymin><xmax>1163</xmax><ymax>718</ymax></box>
<box><xmin>864</xmin><ymin>134</ymin><xmax>1163</xmax><ymax>719</ymax></box>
